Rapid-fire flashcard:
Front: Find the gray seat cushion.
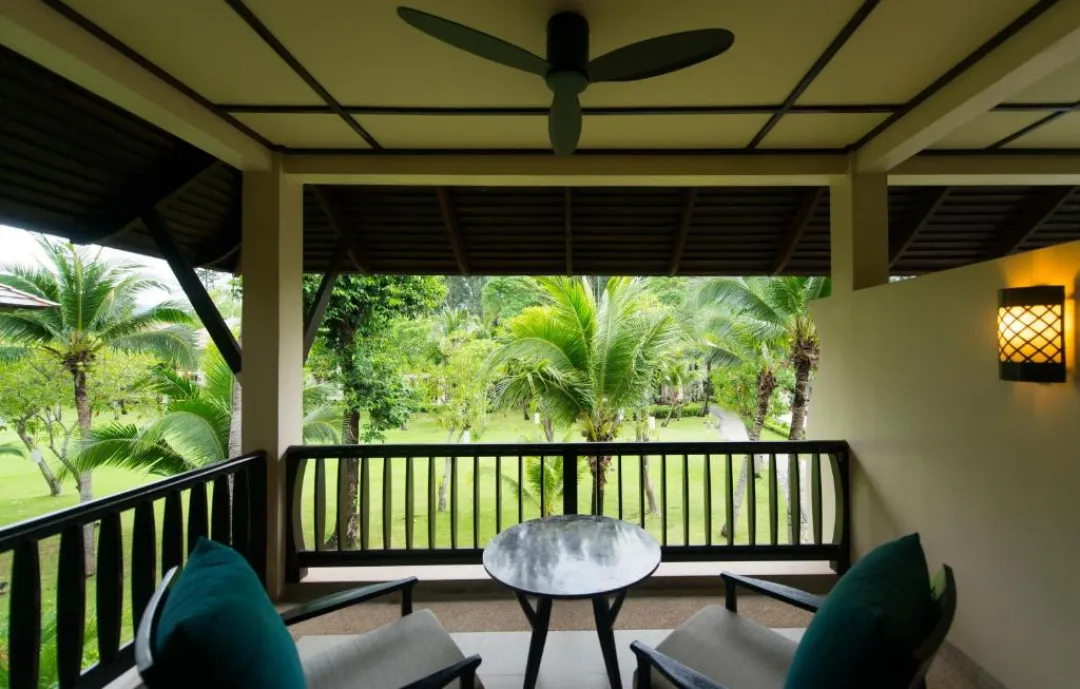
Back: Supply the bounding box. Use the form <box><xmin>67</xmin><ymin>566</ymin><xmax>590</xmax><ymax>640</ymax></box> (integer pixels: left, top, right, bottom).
<box><xmin>299</xmin><ymin>610</ymin><xmax>481</xmax><ymax>689</ymax></box>
<box><xmin>637</xmin><ymin>605</ymin><xmax>797</xmax><ymax>689</ymax></box>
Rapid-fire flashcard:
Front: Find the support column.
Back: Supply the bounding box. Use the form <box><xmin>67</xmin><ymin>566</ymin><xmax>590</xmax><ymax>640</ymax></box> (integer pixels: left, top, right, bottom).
<box><xmin>829</xmin><ymin>170</ymin><xmax>889</xmax><ymax>293</ymax></box>
<box><xmin>240</xmin><ymin>154</ymin><xmax>304</xmax><ymax>598</ymax></box>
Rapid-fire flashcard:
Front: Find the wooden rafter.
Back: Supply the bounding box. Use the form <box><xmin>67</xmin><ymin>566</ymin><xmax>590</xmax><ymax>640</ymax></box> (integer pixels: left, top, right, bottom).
<box><xmin>771</xmin><ymin>188</ymin><xmax>825</xmax><ymax>275</ymax></box>
<box><xmin>303</xmin><ymin>239</ymin><xmax>346</xmax><ymax>362</ymax></box>
<box><xmin>564</xmin><ymin>188</ymin><xmax>573</xmax><ymax>276</ymax></box>
<box><xmin>143</xmin><ymin>210</ymin><xmax>242</xmax><ymax>375</ymax></box>
<box><xmin>312</xmin><ymin>186</ymin><xmax>371</xmax><ymax>274</ymax></box>
<box><xmin>436</xmin><ymin>187</ymin><xmax>470</xmax><ymax>276</ymax></box>
<box><xmin>990</xmin><ymin>186</ymin><xmax>1076</xmax><ymax>258</ymax></box>
<box><xmin>76</xmin><ymin>152</ymin><xmax>219</xmax><ymax>244</ymax></box>
<box><xmin>669</xmin><ymin>188</ymin><xmax>699</xmax><ymax>276</ymax></box>
<box><xmin>889</xmin><ymin>187</ymin><xmax>950</xmax><ymax>267</ymax></box>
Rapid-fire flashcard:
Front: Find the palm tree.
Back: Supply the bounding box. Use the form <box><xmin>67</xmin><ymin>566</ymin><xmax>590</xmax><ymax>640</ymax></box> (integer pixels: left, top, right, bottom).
<box><xmin>74</xmin><ymin>347</ymin><xmax>340</xmax><ymax>476</ymax></box>
<box><xmin>697</xmin><ymin>276</ymin><xmax>830</xmax><ymax>439</ymax></box>
<box><xmin>489</xmin><ymin>277</ymin><xmax>677</xmax><ymax>513</ymax></box>
<box><xmin>698</xmin><ymin>276</ymin><xmax>829</xmax><ymax>542</ymax></box>
<box><xmin>0</xmin><ymin>238</ymin><xmax>196</xmax><ymax>571</ymax></box>
<box><xmin>494</xmin><ymin>429</ymin><xmax>585</xmax><ymax>517</ymax></box>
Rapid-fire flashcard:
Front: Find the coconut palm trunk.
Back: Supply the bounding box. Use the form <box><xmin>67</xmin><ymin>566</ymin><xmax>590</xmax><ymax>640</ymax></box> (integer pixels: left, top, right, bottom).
<box><xmin>720</xmin><ymin>367</ymin><xmax>775</xmax><ymax>540</ymax></box>
<box><xmin>437</xmin><ymin>428</ymin><xmax>458</xmax><ymax>512</ymax></box>
<box><xmin>71</xmin><ymin>366</ymin><xmax>97</xmax><ymax>575</ymax></box>
<box><xmin>228</xmin><ymin>379</ymin><xmax>242</xmax><ymax>457</ymax></box>
<box><xmin>788</xmin><ymin>343</ymin><xmax>816</xmax><ymax>542</ymax></box>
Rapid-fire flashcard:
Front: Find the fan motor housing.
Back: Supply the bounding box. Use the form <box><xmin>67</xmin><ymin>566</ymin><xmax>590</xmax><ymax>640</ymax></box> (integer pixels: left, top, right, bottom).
<box><xmin>547</xmin><ymin>12</ymin><xmax>589</xmax><ymax>76</ymax></box>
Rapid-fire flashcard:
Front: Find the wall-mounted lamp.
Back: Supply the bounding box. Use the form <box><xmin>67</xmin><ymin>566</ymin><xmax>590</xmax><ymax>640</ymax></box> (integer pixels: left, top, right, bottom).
<box><xmin>998</xmin><ymin>285</ymin><xmax>1066</xmax><ymax>383</ymax></box>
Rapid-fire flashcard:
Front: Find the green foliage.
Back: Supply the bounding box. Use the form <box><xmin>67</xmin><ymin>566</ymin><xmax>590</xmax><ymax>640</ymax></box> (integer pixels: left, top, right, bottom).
<box><xmin>444</xmin><ymin>276</ymin><xmax>488</xmax><ymax>317</ymax></box>
<box><xmin>428</xmin><ymin>332</ymin><xmax>495</xmax><ymax>439</ymax></box>
<box><xmin>348</xmin><ymin>336</ymin><xmax>418</xmax><ymax>443</ymax></box>
<box><xmin>0</xmin><ymin>237</ymin><xmax>198</xmax><ymax>374</ymax></box>
<box><xmin>481</xmin><ymin>276</ymin><xmax>544</xmax><ymax>326</ymax></box>
<box><xmin>76</xmin><ymin>347</ymin><xmax>340</xmax><ymax>476</ymax></box>
<box><xmin>490</xmin><ymin>277</ymin><xmax>677</xmax><ymax>442</ymax></box>
<box><xmin>305</xmin><ymin>275</ymin><xmax>447</xmax><ymax>346</ymax></box>
<box><xmin>648</xmin><ymin>401</ymin><xmax>706</xmax><ymax>418</ymax></box>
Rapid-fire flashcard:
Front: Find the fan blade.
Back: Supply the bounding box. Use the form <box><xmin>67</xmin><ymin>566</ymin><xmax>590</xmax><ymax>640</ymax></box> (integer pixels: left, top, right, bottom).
<box><xmin>588</xmin><ymin>29</ymin><xmax>734</xmax><ymax>82</ymax></box>
<box><xmin>549</xmin><ymin>90</ymin><xmax>582</xmax><ymax>156</ymax></box>
<box><xmin>398</xmin><ymin>7</ymin><xmax>549</xmax><ymax>76</ymax></box>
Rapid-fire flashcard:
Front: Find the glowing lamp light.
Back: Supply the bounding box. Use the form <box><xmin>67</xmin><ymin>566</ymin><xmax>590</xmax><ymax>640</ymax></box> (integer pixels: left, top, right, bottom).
<box><xmin>997</xmin><ymin>286</ymin><xmax>1066</xmax><ymax>383</ymax></box>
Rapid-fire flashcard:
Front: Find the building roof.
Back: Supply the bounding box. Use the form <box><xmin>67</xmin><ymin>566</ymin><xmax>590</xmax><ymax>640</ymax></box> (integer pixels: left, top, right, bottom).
<box><xmin>0</xmin><ymin>284</ymin><xmax>59</xmax><ymax>310</ymax></box>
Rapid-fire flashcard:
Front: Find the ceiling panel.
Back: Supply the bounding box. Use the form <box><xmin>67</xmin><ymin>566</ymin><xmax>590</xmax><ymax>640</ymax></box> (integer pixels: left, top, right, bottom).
<box><xmin>578</xmin><ymin>115</ymin><xmax>768</xmax><ymax>149</ymax></box>
<box><xmin>802</xmin><ymin>0</ymin><xmax>1038</xmax><ymax>104</ymax></box>
<box><xmin>360</xmin><ymin>115</ymin><xmax>551</xmax><ymax>148</ymax></box>
<box><xmin>64</xmin><ymin>0</ymin><xmax>320</xmax><ymax>105</ymax></box>
<box><xmin>1003</xmin><ymin>112</ymin><xmax>1080</xmax><ymax>148</ymax></box>
<box><xmin>758</xmin><ymin>113</ymin><xmax>887</xmax><ymax>148</ymax></box>
<box><xmin>244</xmin><ymin>0</ymin><xmax>862</xmax><ymax>107</ymax></box>
<box><xmin>1007</xmin><ymin>59</ymin><xmax>1080</xmax><ymax>103</ymax></box>
<box><xmin>233</xmin><ymin>114</ymin><xmax>372</xmax><ymax>148</ymax></box>
<box><xmin>930</xmin><ymin>112</ymin><xmax>1050</xmax><ymax>149</ymax></box>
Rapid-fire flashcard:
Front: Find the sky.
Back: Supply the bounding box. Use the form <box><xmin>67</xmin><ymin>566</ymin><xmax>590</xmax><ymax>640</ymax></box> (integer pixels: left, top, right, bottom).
<box><xmin>0</xmin><ymin>223</ymin><xmax>182</xmax><ymax>308</ymax></box>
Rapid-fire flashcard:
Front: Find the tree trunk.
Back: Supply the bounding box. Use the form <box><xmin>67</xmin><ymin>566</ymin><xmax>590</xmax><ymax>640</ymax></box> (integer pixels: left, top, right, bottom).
<box><xmin>633</xmin><ymin>425</ymin><xmax>659</xmax><ymax>515</ymax></box>
<box><xmin>227</xmin><ymin>379</ymin><xmax>242</xmax><ymax>457</ymax></box>
<box><xmin>588</xmin><ymin>455</ymin><xmax>611</xmax><ymax>515</ymax></box>
<box><xmin>16</xmin><ymin>422</ymin><xmax>61</xmax><ymax>496</ymax></box>
<box><xmin>700</xmin><ymin>362</ymin><xmax>712</xmax><ymax>417</ymax></box>
<box><xmin>721</xmin><ymin>368</ymin><xmax>776</xmax><ymax>539</ymax></box>
<box><xmin>661</xmin><ymin>403</ymin><xmax>676</xmax><ymax>428</ymax></box>
<box><xmin>788</xmin><ymin>354</ymin><xmax>814</xmax><ymax>441</ymax></box>
<box><xmin>72</xmin><ymin>368</ymin><xmax>96</xmax><ymax>576</ymax></box>
<box><xmin>325</xmin><ymin>409</ymin><xmax>361</xmax><ymax>548</ymax></box>
<box><xmin>788</xmin><ymin>349</ymin><xmax>816</xmax><ymax>542</ymax></box>
<box><xmin>542</xmin><ymin>416</ymin><xmax>555</xmax><ymax>443</ymax></box>
<box><xmin>437</xmin><ymin>428</ymin><xmax>457</xmax><ymax>512</ymax></box>
<box><xmin>522</xmin><ymin>398</ymin><xmax>530</xmax><ymax>421</ymax></box>
<box><xmin>720</xmin><ymin>455</ymin><xmax>751</xmax><ymax>540</ymax></box>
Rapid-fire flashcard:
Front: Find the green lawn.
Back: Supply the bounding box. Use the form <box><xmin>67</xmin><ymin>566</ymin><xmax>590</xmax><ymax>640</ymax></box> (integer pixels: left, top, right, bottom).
<box><xmin>0</xmin><ymin>409</ymin><xmax>795</xmax><ymax>675</ymax></box>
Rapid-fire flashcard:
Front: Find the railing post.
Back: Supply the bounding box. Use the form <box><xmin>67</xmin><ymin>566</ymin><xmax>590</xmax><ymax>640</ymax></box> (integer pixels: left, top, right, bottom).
<box><xmin>563</xmin><ymin>450</ymin><xmax>578</xmax><ymax>516</ymax></box>
<box><xmin>284</xmin><ymin>451</ymin><xmax>307</xmax><ymax>583</ymax></box>
<box><xmin>829</xmin><ymin>448</ymin><xmax>852</xmax><ymax>574</ymax></box>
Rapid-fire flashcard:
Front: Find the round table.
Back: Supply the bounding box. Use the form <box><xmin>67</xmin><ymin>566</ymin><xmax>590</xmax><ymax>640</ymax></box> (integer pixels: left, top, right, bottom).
<box><xmin>483</xmin><ymin>515</ymin><xmax>661</xmax><ymax>689</ymax></box>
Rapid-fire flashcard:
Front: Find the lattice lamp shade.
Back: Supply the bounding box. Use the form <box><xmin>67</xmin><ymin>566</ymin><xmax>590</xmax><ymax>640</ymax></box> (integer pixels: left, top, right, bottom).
<box><xmin>998</xmin><ymin>286</ymin><xmax>1066</xmax><ymax>383</ymax></box>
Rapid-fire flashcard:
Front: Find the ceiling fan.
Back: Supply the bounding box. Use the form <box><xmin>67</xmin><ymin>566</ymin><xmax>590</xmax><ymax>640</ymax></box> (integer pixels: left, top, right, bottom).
<box><xmin>397</xmin><ymin>7</ymin><xmax>734</xmax><ymax>155</ymax></box>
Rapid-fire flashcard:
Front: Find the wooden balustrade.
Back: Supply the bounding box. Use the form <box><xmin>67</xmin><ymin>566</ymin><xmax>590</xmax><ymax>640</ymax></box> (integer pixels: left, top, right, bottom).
<box><xmin>284</xmin><ymin>441</ymin><xmax>850</xmax><ymax>580</ymax></box>
<box><xmin>0</xmin><ymin>452</ymin><xmax>267</xmax><ymax>689</ymax></box>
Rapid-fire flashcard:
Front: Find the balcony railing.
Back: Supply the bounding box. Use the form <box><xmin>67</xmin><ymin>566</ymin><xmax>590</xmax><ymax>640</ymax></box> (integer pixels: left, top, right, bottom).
<box><xmin>285</xmin><ymin>441</ymin><xmax>850</xmax><ymax>581</ymax></box>
<box><xmin>0</xmin><ymin>452</ymin><xmax>266</xmax><ymax>689</ymax></box>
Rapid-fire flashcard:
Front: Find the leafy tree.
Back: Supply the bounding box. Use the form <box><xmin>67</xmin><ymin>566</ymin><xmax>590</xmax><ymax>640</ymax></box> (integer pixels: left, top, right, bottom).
<box><xmin>430</xmin><ymin>332</ymin><xmax>495</xmax><ymax>511</ymax></box>
<box><xmin>444</xmin><ymin>276</ymin><xmax>488</xmax><ymax>318</ymax></box>
<box><xmin>489</xmin><ymin>277</ymin><xmax>677</xmax><ymax>513</ymax></box>
<box><xmin>481</xmin><ymin>276</ymin><xmax>544</xmax><ymax>326</ymax></box>
<box><xmin>76</xmin><ymin>347</ymin><xmax>339</xmax><ymax>476</ymax></box>
<box><xmin>0</xmin><ymin>238</ymin><xmax>196</xmax><ymax>572</ymax></box>
<box><xmin>0</xmin><ymin>351</ymin><xmax>69</xmax><ymax>495</ymax></box>
<box><xmin>303</xmin><ymin>274</ymin><xmax>445</xmax><ymax>545</ymax></box>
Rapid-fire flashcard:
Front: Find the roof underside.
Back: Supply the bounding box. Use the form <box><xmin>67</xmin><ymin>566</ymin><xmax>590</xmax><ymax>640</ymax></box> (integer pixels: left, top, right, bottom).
<box><xmin>2</xmin><ymin>2</ymin><xmax>1080</xmax><ymax>276</ymax></box>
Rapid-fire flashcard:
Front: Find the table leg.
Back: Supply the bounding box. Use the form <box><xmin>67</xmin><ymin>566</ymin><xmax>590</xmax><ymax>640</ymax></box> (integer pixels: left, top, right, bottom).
<box><xmin>592</xmin><ymin>591</ymin><xmax>627</xmax><ymax>689</ymax></box>
<box><xmin>516</xmin><ymin>593</ymin><xmax>553</xmax><ymax>689</ymax></box>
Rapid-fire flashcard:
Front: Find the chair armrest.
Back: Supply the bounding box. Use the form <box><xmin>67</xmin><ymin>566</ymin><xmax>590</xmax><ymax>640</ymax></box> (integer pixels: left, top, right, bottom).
<box><xmin>280</xmin><ymin>577</ymin><xmax>417</xmax><ymax>626</ymax></box>
<box><xmin>720</xmin><ymin>572</ymin><xmax>823</xmax><ymax>614</ymax></box>
<box><xmin>630</xmin><ymin>642</ymin><xmax>730</xmax><ymax>689</ymax></box>
<box><xmin>398</xmin><ymin>654</ymin><xmax>482</xmax><ymax>689</ymax></box>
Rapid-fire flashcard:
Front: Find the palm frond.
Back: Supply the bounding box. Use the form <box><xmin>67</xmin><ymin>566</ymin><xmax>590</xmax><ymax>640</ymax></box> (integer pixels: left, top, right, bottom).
<box><xmin>110</xmin><ymin>325</ymin><xmax>198</xmax><ymax>369</ymax></box>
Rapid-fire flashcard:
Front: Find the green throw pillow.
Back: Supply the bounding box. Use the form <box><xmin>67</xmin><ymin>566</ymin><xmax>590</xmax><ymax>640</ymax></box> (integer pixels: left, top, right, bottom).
<box><xmin>155</xmin><ymin>538</ymin><xmax>305</xmax><ymax>689</ymax></box>
<box><xmin>785</xmin><ymin>533</ymin><xmax>934</xmax><ymax>689</ymax></box>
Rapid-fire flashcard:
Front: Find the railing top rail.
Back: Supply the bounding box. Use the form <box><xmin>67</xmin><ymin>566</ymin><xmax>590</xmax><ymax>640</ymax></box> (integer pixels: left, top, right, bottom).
<box><xmin>286</xmin><ymin>440</ymin><xmax>849</xmax><ymax>459</ymax></box>
<box><xmin>0</xmin><ymin>451</ymin><xmax>266</xmax><ymax>552</ymax></box>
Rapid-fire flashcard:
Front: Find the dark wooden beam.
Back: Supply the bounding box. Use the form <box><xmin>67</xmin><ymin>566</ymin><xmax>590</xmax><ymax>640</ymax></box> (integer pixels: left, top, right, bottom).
<box><xmin>988</xmin><ymin>111</ymin><xmax>1067</xmax><ymax>149</ymax></box>
<box><xmin>746</xmin><ymin>0</ymin><xmax>881</xmax><ymax>148</ymax></box>
<box><xmin>312</xmin><ymin>186</ymin><xmax>371</xmax><ymax>274</ymax></box>
<box><xmin>771</xmin><ymin>188</ymin><xmax>825</xmax><ymax>275</ymax></box>
<box><xmin>989</xmin><ymin>186</ymin><xmax>1076</xmax><ymax>258</ymax></box>
<box><xmin>219</xmin><ymin>103</ymin><xmax>902</xmax><ymax>116</ymax></box>
<box><xmin>436</xmin><ymin>188</ymin><xmax>470</xmax><ymax>276</ymax></box>
<box><xmin>564</xmin><ymin>188</ymin><xmax>573</xmax><ymax>276</ymax></box>
<box><xmin>222</xmin><ymin>0</ymin><xmax>381</xmax><ymax>150</ymax></box>
<box><xmin>143</xmin><ymin>211</ymin><xmax>242</xmax><ymax>375</ymax></box>
<box><xmin>889</xmin><ymin>187</ymin><xmax>950</xmax><ymax>267</ymax></box>
<box><xmin>303</xmin><ymin>240</ymin><xmax>346</xmax><ymax>362</ymax></box>
<box><xmin>76</xmin><ymin>153</ymin><xmax>219</xmax><ymax>244</ymax></box>
<box><xmin>669</xmin><ymin>189</ymin><xmax>699</xmax><ymax>276</ymax></box>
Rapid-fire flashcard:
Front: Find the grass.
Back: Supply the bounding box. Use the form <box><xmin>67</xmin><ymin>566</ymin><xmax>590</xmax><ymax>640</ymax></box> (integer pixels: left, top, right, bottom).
<box><xmin>0</xmin><ymin>408</ymin><xmax>798</xmax><ymax>677</ymax></box>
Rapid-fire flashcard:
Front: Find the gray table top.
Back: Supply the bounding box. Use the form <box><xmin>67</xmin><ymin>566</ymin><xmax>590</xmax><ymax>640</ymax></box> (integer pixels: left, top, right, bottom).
<box><xmin>482</xmin><ymin>515</ymin><xmax>661</xmax><ymax>599</ymax></box>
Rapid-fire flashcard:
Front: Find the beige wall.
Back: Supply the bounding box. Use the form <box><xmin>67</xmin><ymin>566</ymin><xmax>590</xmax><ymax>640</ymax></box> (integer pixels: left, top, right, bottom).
<box><xmin>809</xmin><ymin>240</ymin><xmax>1080</xmax><ymax>689</ymax></box>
